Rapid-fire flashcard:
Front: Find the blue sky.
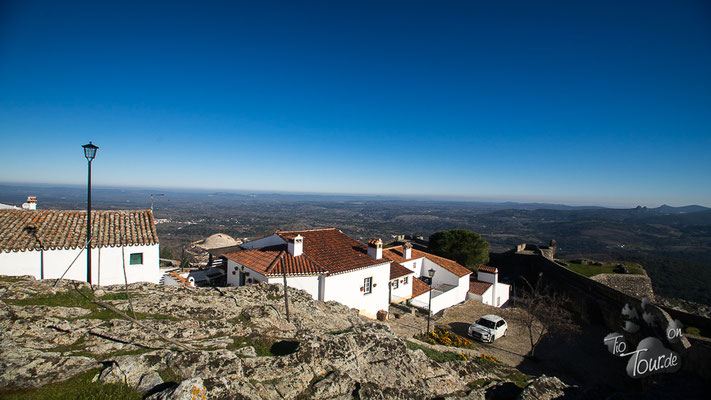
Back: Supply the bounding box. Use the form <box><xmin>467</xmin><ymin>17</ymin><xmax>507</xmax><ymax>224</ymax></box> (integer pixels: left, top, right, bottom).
<box><xmin>1</xmin><ymin>0</ymin><xmax>710</xmax><ymax>207</ymax></box>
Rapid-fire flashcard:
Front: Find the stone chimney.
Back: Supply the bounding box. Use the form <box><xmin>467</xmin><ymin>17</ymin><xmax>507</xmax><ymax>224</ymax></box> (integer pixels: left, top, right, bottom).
<box><xmin>287</xmin><ymin>234</ymin><xmax>304</xmax><ymax>257</ymax></box>
<box><xmin>367</xmin><ymin>238</ymin><xmax>383</xmax><ymax>260</ymax></box>
<box><xmin>403</xmin><ymin>242</ymin><xmax>412</xmax><ymax>259</ymax></box>
<box><xmin>22</xmin><ymin>196</ymin><xmax>37</xmax><ymax>210</ymax></box>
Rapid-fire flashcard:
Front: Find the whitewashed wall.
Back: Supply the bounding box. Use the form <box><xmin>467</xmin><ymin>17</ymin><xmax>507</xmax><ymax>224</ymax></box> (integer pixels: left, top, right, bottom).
<box><xmin>322</xmin><ymin>262</ymin><xmax>390</xmax><ymax>318</ymax></box>
<box><xmin>267</xmin><ymin>274</ymin><xmax>322</xmax><ymax>300</ymax></box>
<box><xmin>390</xmin><ymin>273</ymin><xmax>413</xmax><ymax>301</ymax></box>
<box><xmin>0</xmin><ymin>244</ymin><xmax>160</xmax><ymax>286</ymax></box>
<box><xmin>468</xmin><ymin>286</ymin><xmax>493</xmax><ymax>305</ymax></box>
<box><xmin>411</xmin><ymin>286</ymin><xmax>462</xmax><ymax>314</ymax></box>
<box><xmin>226</xmin><ymin>260</ymin><xmax>268</xmax><ymax>285</ymax></box>
<box><xmin>492</xmin><ymin>282</ymin><xmax>510</xmax><ymax>307</ymax></box>
<box><xmin>399</xmin><ymin>258</ymin><xmax>425</xmax><ymax>276</ymax></box>
<box><xmin>455</xmin><ymin>274</ymin><xmax>471</xmax><ymax>303</ymax></box>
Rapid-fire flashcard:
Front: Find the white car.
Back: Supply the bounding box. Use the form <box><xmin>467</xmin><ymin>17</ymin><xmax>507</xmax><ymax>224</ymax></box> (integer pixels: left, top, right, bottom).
<box><xmin>468</xmin><ymin>314</ymin><xmax>508</xmax><ymax>343</ymax></box>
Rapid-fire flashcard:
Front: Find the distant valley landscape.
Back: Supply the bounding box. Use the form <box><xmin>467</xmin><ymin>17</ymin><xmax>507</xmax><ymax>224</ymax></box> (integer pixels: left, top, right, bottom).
<box><xmin>2</xmin><ymin>183</ymin><xmax>709</xmax><ymax>306</ymax></box>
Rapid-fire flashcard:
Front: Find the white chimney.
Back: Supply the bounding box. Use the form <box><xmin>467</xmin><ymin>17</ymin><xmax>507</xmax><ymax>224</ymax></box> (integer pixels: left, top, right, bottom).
<box><xmin>287</xmin><ymin>234</ymin><xmax>304</xmax><ymax>257</ymax></box>
<box><xmin>403</xmin><ymin>242</ymin><xmax>412</xmax><ymax>259</ymax></box>
<box><xmin>22</xmin><ymin>196</ymin><xmax>37</xmax><ymax>210</ymax></box>
<box><xmin>367</xmin><ymin>238</ymin><xmax>383</xmax><ymax>260</ymax></box>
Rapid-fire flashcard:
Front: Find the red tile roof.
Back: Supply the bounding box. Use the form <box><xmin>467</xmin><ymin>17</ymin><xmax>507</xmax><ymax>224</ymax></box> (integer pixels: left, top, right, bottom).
<box><xmin>469</xmin><ymin>280</ymin><xmax>492</xmax><ymax>295</ymax></box>
<box><xmin>0</xmin><ymin>209</ymin><xmax>159</xmax><ymax>252</ymax></box>
<box><xmin>411</xmin><ymin>277</ymin><xmax>431</xmax><ymax>298</ymax></box>
<box><xmin>278</xmin><ymin>229</ymin><xmax>388</xmax><ymax>274</ymax></box>
<box><xmin>231</xmin><ymin>229</ymin><xmax>386</xmax><ymax>276</ymax></box>
<box><xmin>478</xmin><ymin>265</ymin><xmax>498</xmax><ymax>274</ymax></box>
<box><xmin>383</xmin><ymin>246</ymin><xmax>471</xmax><ymax>278</ymax></box>
<box><xmin>389</xmin><ymin>262</ymin><xmax>413</xmax><ymax>280</ymax></box>
<box><xmin>223</xmin><ymin>245</ymin><xmax>325</xmax><ymax>276</ymax></box>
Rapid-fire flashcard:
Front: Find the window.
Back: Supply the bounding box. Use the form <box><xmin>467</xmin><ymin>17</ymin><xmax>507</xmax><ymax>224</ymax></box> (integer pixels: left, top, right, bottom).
<box><xmin>392</xmin><ymin>279</ymin><xmax>399</xmax><ymax>289</ymax></box>
<box><xmin>403</xmin><ymin>276</ymin><xmax>408</xmax><ymax>284</ymax></box>
<box><xmin>363</xmin><ymin>277</ymin><xmax>372</xmax><ymax>294</ymax></box>
<box><xmin>129</xmin><ymin>253</ymin><xmax>143</xmax><ymax>265</ymax></box>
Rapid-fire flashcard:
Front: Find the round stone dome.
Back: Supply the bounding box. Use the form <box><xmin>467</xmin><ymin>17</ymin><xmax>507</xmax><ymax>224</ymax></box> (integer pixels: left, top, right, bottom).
<box><xmin>199</xmin><ymin>233</ymin><xmax>240</xmax><ymax>249</ymax></box>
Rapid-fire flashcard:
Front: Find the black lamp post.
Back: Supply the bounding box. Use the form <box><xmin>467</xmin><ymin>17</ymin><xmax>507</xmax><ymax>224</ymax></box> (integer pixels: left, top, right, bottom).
<box><xmin>426</xmin><ymin>267</ymin><xmax>436</xmax><ymax>334</ymax></box>
<box><xmin>82</xmin><ymin>142</ymin><xmax>98</xmax><ymax>285</ymax></box>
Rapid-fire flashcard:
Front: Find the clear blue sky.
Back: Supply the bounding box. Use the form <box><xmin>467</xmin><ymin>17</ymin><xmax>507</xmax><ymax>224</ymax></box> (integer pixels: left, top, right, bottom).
<box><xmin>1</xmin><ymin>0</ymin><xmax>710</xmax><ymax>207</ymax></box>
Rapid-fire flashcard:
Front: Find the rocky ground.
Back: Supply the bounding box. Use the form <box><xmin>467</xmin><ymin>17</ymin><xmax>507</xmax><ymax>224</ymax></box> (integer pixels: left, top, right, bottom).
<box><xmin>0</xmin><ymin>276</ymin><xmax>580</xmax><ymax>399</ymax></box>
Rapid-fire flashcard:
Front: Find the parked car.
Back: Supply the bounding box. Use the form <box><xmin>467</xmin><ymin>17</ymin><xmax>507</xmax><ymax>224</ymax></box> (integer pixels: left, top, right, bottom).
<box><xmin>468</xmin><ymin>314</ymin><xmax>508</xmax><ymax>343</ymax></box>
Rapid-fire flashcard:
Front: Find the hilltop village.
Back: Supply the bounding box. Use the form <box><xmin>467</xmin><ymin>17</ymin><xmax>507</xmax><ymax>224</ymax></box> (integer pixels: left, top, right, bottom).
<box><xmin>0</xmin><ymin>198</ymin><xmax>709</xmax><ymax>399</ymax></box>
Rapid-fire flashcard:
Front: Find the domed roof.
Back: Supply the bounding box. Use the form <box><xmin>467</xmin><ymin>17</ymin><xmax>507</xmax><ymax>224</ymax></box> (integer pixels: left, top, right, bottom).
<box><xmin>199</xmin><ymin>233</ymin><xmax>240</xmax><ymax>250</ymax></box>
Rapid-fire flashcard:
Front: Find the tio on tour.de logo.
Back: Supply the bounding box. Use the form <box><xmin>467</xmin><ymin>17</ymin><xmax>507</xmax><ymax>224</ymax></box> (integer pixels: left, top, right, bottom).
<box><xmin>603</xmin><ymin>298</ymin><xmax>683</xmax><ymax>379</ymax></box>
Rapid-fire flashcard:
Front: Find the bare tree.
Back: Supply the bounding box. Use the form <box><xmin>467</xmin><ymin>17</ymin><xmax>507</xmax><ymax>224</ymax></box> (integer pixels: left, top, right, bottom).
<box><xmin>519</xmin><ymin>274</ymin><xmax>579</xmax><ymax>358</ymax></box>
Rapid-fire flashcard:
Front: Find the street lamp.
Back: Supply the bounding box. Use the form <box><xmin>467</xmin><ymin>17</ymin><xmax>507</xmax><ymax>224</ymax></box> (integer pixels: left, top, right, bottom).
<box><xmin>82</xmin><ymin>142</ymin><xmax>98</xmax><ymax>285</ymax></box>
<box><xmin>426</xmin><ymin>268</ymin><xmax>436</xmax><ymax>334</ymax></box>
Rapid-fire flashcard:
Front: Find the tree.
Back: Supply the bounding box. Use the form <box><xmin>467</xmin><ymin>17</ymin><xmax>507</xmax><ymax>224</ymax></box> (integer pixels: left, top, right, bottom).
<box><xmin>519</xmin><ymin>274</ymin><xmax>579</xmax><ymax>358</ymax></box>
<box><xmin>428</xmin><ymin>229</ymin><xmax>490</xmax><ymax>270</ymax></box>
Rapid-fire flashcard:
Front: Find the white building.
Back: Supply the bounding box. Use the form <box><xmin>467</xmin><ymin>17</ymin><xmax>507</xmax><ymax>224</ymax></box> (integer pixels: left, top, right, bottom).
<box><xmin>383</xmin><ymin>243</ymin><xmax>472</xmax><ymax>314</ymax></box>
<box><xmin>467</xmin><ymin>266</ymin><xmax>510</xmax><ymax>307</ymax></box>
<box><xmin>0</xmin><ymin>209</ymin><xmax>161</xmax><ymax>286</ymax></box>
<box><xmin>223</xmin><ymin>229</ymin><xmax>475</xmax><ymax>318</ymax></box>
<box><xmin>223</xmin><ymin>229</ymin><xmax>391</xmax><ymax>319</ymax></box>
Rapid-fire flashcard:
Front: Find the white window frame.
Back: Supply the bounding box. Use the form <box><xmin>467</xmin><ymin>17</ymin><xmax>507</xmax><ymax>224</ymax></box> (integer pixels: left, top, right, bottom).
<box><xmin>392</xmin><ymin>279</ymin><xmax>399</xmax><ymax>289</ymax></box>
<box><xmin>363</xmin><ymin>277</ymin><xmax>373</xmax><ymax>294</ymax></box>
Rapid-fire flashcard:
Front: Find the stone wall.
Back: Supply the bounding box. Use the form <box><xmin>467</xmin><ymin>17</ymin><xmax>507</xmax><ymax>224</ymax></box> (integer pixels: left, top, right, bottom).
<box><xmin>590</xmin><ymin>273</ymin><xmax>656</xmax><ymax>301</ymax></box>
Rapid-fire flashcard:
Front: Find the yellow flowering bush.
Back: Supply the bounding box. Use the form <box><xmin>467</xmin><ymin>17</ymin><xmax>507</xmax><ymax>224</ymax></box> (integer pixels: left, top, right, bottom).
<box><xmin>417</xmin><ymin>328</ymin><xmax>476</xmax><ymax>349</ymax></box>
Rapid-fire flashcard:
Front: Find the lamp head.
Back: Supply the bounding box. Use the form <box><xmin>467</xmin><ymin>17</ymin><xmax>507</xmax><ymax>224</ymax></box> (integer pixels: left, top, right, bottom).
<box><xmin>82</xmin><ymin>142</ymin><xmax>99</xmax><ymax>161</ymax></box>
<box><xmin>427</xmin><ymin>268</ymin><xmax>436</xmax><ymax>278</ymax></box>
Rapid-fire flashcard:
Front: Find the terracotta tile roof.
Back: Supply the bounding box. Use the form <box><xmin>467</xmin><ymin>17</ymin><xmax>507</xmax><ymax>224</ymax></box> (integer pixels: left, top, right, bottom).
<box><xmin>478</xmin><ymin>265</ymin><xmax>498</xmax><ymax>274</ymax></box>
<box><xmin>367</xmin><ymin>238</ymin><xmax>382</xmax><ymax>247</ymax></box>
<box><xmin>383</xmin><ymin>246</ymin><xmax>471</xmax><ymax>278</ymax></box>
<box><xmin>276</xmin><ymin>229</ymin><xmax>384</xmax><ymax>275</ymax></box>
<box><xmin>169</xmin><ymin>270</ymin><xmax>192</xmax><ymax>287</ymax></box>
<box><xmin>411</xmin><ymin>277</ymin><xmax>431</xmax><ymax>298</ymax></box>
<box><xmin>0</xmin><ymin>209</ymin><xmax>159</xmax><ymax>252</ymax></box>
<box><xmin>469</xmin><ymin>280</ymin><xmax>492</xmax><ymax>295</ymax></box>
<box><xmin>223</xmin><ymin>245</ymin><xmax>325</xmax><ymax>276</ymax></box>
<box><xmin>389</xmin><ymin>262</ymin><xmax>413</xmax><ymax>280</ymax></box>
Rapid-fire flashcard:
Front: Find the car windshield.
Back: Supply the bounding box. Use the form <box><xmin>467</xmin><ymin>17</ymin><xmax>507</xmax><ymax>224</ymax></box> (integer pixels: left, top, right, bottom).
<box><xmin>476</xmin><ymin>318</ymin><xmax>496</xmax><ymax>329</ymax></box>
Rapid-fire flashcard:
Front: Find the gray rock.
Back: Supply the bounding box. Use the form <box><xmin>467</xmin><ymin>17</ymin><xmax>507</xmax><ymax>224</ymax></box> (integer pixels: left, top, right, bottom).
<box><xmin>146</xmin><ymin>377</ymin><xmax>206</xmax><ymax>400</ymax></box>
<box><xmin>233</xmin><ymin>345</ymin><xmax>257</xmax><ymax>358</ymax></box>
<box><xmin>0</xmin><ymin>276</ymin><xmax>570</xmax><ymax>398</ymax></box>
<box><xmin>518</xmin><ymin>375</ymin><xmax>572</xmax><ymax>400</ymax></box>
<box><xmin>137</xmin><ymin>370</ymin><xmax>164</xmax><ymax>393</ymax></box>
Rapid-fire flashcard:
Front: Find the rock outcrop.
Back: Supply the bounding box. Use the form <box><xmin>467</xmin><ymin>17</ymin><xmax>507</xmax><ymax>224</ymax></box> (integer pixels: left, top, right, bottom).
<box><xmin>0</xmin><ymin>276</ymin><xmax>575</xmax><ymax>399</ymax></box>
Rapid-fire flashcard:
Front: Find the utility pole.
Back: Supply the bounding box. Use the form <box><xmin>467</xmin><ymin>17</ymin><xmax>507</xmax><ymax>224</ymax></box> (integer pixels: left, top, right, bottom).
<box><xmin>280</xmin><ymin>254</ymin><xmax>290</xmax><ymax>322</ymax></box>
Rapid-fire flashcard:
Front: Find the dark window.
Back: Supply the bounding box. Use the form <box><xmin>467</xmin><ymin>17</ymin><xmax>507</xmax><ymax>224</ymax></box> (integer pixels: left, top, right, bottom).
<box><xmin>364</xmin><ymin>277</ymin><xmax>372</xmax><ymax>294</ymax></box>
<box><xmin>403</xmin><ymin>277</ymin><xmax>408</xmax><ymax>284</ymax></box>
<box><xmin>129</xmin><ymin>253</ymin><xmax>143</xmax><ymax>265</ymax></box>
<box><xmin>392</xmin><ymin>279</ymin><xmax>399</xmax><ymax>289</ymax></box>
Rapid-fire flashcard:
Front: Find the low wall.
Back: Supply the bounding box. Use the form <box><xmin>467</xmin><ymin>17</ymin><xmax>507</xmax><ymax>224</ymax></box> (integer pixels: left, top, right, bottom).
<box><xmin>411</xmin><ymin>287</ymin><xmax>462</xmax><ymax>315</ymax></box>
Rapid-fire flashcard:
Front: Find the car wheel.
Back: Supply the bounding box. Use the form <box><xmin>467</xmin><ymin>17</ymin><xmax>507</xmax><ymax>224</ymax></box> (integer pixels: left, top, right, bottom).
<box><xmin>504</xmin><ymin>329</ymin><xmax>508</xmax><ymax>337</ymax></box>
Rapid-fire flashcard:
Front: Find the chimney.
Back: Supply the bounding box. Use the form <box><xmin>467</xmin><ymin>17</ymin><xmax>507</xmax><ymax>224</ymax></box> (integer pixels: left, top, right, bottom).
<box><xmin>22</xmin><ymin>196</ymin><xmax>37</xmax><ymax>210</ymax></box>
<box><xmin>287</xmin><ymin>234</ymin><xmax>304</xmax><ymax>257</ymax></box>
<box><xmin>367</xmin><ymin>238</ymin><xmax>383</xmax><ymax>260</ymax></box>
<box><xmin>403</xmin><ymin>242</ymin><xmax>412</xmax><ymax>259</ymax></box>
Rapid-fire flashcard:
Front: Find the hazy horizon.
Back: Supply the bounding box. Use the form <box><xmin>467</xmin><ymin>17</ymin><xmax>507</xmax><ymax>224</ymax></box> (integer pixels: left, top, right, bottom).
<box><xmin>1</xmin><ymin>181</ymin><xmax>708</xmax><ymax>210</ymax></box>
